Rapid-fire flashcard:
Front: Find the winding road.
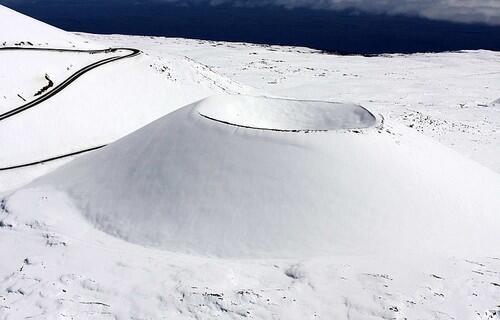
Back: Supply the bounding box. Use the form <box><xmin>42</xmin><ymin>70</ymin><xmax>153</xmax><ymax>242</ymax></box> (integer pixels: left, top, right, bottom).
<box><xmin>0</xmin><ymin>47</ymin><xmax>140</xmax><ymax>121</ymax></box>
<box><xmin>0</xmin><ymin>46</ymin><xmax>141</xmax><ymax>171</ymax></box>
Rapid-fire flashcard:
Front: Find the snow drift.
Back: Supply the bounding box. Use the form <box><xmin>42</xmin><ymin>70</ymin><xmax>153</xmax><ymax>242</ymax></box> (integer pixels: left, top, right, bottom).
<box><xmin>29</xmin><ymin>95</ymin><xmax>500</xmax><ymax>258</ymax></box>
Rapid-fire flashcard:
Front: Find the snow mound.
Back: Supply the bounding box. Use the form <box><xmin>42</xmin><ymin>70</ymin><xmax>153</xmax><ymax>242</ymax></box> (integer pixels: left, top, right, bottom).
<box><xmin>0</xmin><ymin>5</ymin><xmax>99</xmax><ymax>48</ymax></box>
<box><xmin>197</xmin><ymin>95</ymin><xmax>376</xmax><ymax>131</ymax></box>
<box><xmin>29</xmin><ymin>95</ymin><xmax>500</xmax><ymax>258</ymax></box>
<box><xmin>491</xmin><ymin>97</ymin><xmax>500</xmax><ymax>106</ymax></box>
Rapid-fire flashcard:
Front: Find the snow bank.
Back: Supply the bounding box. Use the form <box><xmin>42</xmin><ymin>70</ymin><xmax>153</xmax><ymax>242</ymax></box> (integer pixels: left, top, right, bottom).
<box><xmin>28</xmin><ymin>95</ymin><xmax>500</xmax><ymax>258</ymax></box>
<box><xmin>0</xmin><ymin>5</ymin><xmax>99</xmax><ymax>48</ymax></box>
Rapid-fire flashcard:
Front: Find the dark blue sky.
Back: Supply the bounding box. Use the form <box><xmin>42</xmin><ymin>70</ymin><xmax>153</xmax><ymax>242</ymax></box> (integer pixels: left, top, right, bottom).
<box><xmin>2</xmin><ymin>0</ymin><xmax>500</xmax><ymax>54</ymax></box>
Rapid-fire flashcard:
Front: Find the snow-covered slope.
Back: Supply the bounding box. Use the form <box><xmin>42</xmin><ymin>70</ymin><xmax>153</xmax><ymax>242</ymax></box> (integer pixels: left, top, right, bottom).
<box><xmin>1</xmin><ymin>7</ymin><xmax>500</xmax><ymax>320</ymax></box>
<box><xmin>3</xmin><ymin>188</ymin><xmax>500</xmax><ymax>319</ymax></box>
<box><xmin>0</xmin><ymin>6</ymin><xmax>251</xmax><ymax>191</ymax></box>
<box><xmin>22</xmin><ymin>95</ymin><xmax>500</xmax><ymax>258</ymax></box>
<box><xmin>0</xmin><ymin>50</ymin><xmax>116</xmax><ymax>113</ymax></box>
<box><xmin>0</xmin><ymin>53</ymin><xmax>247</xmax><ymax>168</ymax></box>
<box><xmin>3</xmin><ymin>95</ymin><xmax>500</xmax><ymax>319</ymax></box>
<box><xmin>0</xmin><ymin>5</ymin><xmax>98</xmax><ymax>48</ymax></box>
<box><xmin>99</xmin><ymin>34</ymin><xmax>500</xmax><ymax>174</ymax></box>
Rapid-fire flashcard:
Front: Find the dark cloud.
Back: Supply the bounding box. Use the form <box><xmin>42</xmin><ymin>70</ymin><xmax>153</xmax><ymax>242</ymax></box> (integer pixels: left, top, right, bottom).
<box><xmin>163</xmin><ymin>0</ymin><xmax>500</xmax><ymax>25</ymax></box>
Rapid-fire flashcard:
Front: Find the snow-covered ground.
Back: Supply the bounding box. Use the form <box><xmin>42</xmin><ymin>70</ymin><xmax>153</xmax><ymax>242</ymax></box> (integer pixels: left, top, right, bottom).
<box><xmin>2</xmin><ymin>192</ymin><xmax>500</xmax><ymax>319</ymax></box>
<box><xmin>1</xmin><ymin>5</ymin><xmax>500</xmax><ymax>320</ymax></box>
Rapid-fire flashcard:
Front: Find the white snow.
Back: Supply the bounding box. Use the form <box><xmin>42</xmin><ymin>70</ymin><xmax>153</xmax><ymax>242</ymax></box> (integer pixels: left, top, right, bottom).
<box><xmin>21</xmin><ymin>95</ymin><xmax>500</xmax><ymax>258</ymax></box>
<box><xmin>99</xmin><ymin>34</ymin><xmax>500</xmax><ymax>173</ymax></box>
<box><xmin>0</xmin><ymin>5</ymin><xmax>99</xmax><ymax>48</ymax></box>
<box><xmin>2</xmin><ymin>187</ymin><xmax>500</xmax><ymax>319</ymax></box>
<box><xmin>0</xmin><ymin>7</ymin><xmax>250</xmax><ymax>190</ymax></box>
<box><xmin>1</xmin><ymin>5</ymin><xmax>500</xmax><ymax>320</ymax></box>
<box><xmin>197</xmin><ymin>95</ymin><xmax>376</xmax><ymax>130</ymax></box>
<box><xmin>0</xmin><ymin>50</ymin><xmax>116</xmax><ymax>113</ymax></box>
<box><xmin>0</xmin><ymin>53</ymin><xmax>240</xmax><ymax>168</ymax></box>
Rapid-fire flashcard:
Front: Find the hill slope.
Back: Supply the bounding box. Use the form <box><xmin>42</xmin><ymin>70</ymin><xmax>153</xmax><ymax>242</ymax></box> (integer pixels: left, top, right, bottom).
<box><xmin>27</xmin><ymin>95</ymin><xmax>500</xmax><ymax>258</ymax></box>
<box><xmin>1</xmin><ymin>7</ymin><xmax>500</xmax><ymax>320</ymax></box>
<box><xmin>0</xmin><ymin>6</ymin><xmax>250</xmax><ymax>191</ymax></box>
<box><xmin>0</xmin><ymin>4</ymin><xmax>98</xmax><ymax>48</ymax></box>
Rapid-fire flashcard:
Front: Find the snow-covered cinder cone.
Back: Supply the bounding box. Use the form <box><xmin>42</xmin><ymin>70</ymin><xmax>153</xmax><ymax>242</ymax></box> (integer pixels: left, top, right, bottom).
<box><xmin>24</xmin><ymin>95</ymin><xmax>500</xmax><ymax>258</ymax></box>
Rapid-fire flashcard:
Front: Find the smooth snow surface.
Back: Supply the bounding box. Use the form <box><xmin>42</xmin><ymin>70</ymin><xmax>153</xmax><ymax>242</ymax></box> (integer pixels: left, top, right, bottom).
<box><xmin>30</xmin><ymin>95</ymin><xmax>500</xmax><ymax>258</ymax></box>
<box><xmin>2</xmin><ymin>7</ymin><xmax>500</xmax><ymax>319</ymax></box>
<box><xmin>197</xmin><ymin>95</ymin><xmax>376</xmax><ymax>131</ymax></box>
<box><xmin>0</xmin><ymin>5</ymin><xmax>98</xmax><ymax>48</ymax></box>
<box><xmin>4</xmin><ymin>189</ymin><xmax>500</xmax><ymax>319</ymax></box>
